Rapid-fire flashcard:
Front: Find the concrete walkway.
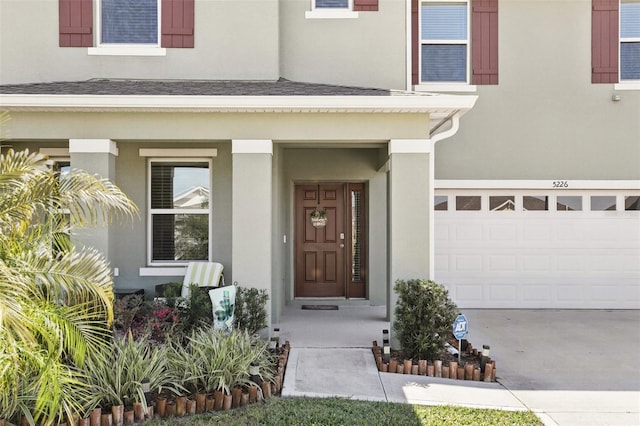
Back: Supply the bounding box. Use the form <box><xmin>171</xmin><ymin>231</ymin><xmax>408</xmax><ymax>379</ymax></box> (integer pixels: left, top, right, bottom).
<box><xmin>275</xmin><ymin>305</ymin><xmax>640</xmax><ymax>426</ymax></box>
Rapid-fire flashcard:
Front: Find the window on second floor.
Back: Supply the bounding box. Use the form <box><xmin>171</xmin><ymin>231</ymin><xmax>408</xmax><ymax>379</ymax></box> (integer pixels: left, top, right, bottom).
<box><xmin>59</xmin><ymin>0</ymin><xmax>194</xmax><ymax>50</ymax></box>
<box><xmin>413</xmin><ymin>0</ymin><xmax>498</xmax><ymax>90</ymax></box>
<box><xmin>306</xmin><ymin>0</ymin><xmax>378</xmax><ymax>18</ymax></box>
<box><xmin>420</xmin><ymin>1</ymin><xmax>469</xmax><ymax>83</ymax></box>
<box><xmin>99</xmin><ymin>0</ymin><xmax>159</xmax><ymax>46</ymax></box>
<box><xmin>620</xmin><ymin>0</ymin><xmax>640</xmax><ymax>81</ymax></box>
<box><xmin>315</xmin><ymin>0</ymin><xmax>351</xmax><ymax>10</ymax></box>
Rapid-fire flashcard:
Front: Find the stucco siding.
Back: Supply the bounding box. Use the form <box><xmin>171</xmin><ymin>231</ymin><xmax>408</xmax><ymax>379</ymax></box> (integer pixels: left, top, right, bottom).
<box><xmin>435</xmin><ymin>0</ymin><xmax>640</xmax><ymax>180</ymax></box>
<box><xmin>279</xmin><ymin>0</ymin><xmax>407</xmax><ymax>90</ymax></box>
<box><xmin>0</xmin><ymin>0</ymin><xmax>280</xmax><ymax>84</ymax></box>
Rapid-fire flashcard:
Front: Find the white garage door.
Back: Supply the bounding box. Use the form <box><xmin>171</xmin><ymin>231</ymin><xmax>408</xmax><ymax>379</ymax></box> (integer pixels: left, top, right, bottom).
<box><xmin>434</xmin><ymin>187</ymin><xmax>640</xmax><ymax>309</ymax></box>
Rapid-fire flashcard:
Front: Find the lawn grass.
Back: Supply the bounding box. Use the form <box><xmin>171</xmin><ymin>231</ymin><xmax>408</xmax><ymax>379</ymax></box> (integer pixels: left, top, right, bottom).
<box><xmin>145</xmin><ymin>397</ymin><xmax>542</xmax><ymax>426</ymax></box>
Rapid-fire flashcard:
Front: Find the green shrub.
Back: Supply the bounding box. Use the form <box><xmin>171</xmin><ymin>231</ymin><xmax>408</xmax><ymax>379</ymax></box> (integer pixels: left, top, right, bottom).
<box><xmin>393</xmin><ymin>279</ymin><xmax>458</xmax><ymax>361</ymax></box>
<box><xmin>233</xmin><ymin>286</ymin><xmax>269</xmax><ymax>335</ymax></box>
<box><xmin>182</xmin><ymin>284</ymin><xmax>214</xmax><ymax>333</ymax></box>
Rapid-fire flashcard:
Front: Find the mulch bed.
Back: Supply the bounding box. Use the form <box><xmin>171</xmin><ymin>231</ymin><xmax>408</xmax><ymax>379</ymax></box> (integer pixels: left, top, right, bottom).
<box><xmin>372</xmin><ymin>336</ymin><xmax>497</xmax><ymax>382</ymax></box>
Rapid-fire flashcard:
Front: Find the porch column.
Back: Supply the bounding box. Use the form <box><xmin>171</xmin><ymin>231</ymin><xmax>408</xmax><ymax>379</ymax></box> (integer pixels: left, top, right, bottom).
<box><xmin>388</xmin><ymin>139</ymin><xmax>432</xmax><ymax>348</ymax></box>
<box><xmin>231</xmin><ymin>139</ymin><xmax>273</xmax><ymax>332</ymax></box>
<box><xmin>68</xmin><ymin>139</ymin><xmax>118</xmax><ymax>261</ymax></box>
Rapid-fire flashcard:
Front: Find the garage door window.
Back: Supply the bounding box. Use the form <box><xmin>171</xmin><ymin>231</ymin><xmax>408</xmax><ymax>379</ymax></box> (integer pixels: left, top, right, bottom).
<box><xmin>557</xmin><ymin>196</ymin><xmax>582</xmax><ymax>211</ymax></box>
<box><xmin>435</xmin><ymin>195</ymin><xmax>448</xmax><ymax>210</ymax></box>
<box><xmin>490</xmin><ymin>196</ymin><xmax>515</xmax><ymax>211</ymax></box>
<box><xmin>523</xmin><ymin>195</ymin><xmax>548</xmax><ymax>211</ymax></box>
<box><xmin>591</xmin><ymin>196</ymin><xmax>616</xmax><ymax>211</ymax></box>
<box><xmin>626</xmin><ymin>196</ymin><xmax>640</xmax><ymax>210</ymax></box>
<box><xmin>456</xmin><ymin>195</ymin><xmax>480</xmax><ymax>210</ymax></box>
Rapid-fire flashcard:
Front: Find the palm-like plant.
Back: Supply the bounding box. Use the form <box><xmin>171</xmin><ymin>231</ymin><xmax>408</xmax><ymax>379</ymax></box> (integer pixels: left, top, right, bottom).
<box><xmin>0</xmin><ymin>146</ymin><xmax>138</xmax><ymax>425</ymax></box>
<box><xmin>167</xmin><ymin>327</ymin><xmax>275</xmax><ymax>397</ymax></box>
<box><xmin>84</xmin><ymin>332</ymin><xmax>179</xmax><ymax>412</ymax></box>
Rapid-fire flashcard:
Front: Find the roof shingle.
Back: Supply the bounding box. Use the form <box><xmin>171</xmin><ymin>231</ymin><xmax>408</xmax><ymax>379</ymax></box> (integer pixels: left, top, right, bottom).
<box><xmin>0</xmin><ymin>78</ymin><xmax>421</xmax><ymax>97</ymax></box>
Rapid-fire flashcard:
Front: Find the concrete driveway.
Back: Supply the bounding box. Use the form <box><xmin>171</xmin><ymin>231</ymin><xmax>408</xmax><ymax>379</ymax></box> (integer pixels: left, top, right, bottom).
<box><xmin>463</xmin><ymin>309</ymin><xmax>640</xmax><ymax>426</ymax></box>
<box><xmin>276</xmin><ymin>306</ymin><xmax>640</xmax><ymax>426</ymax></box>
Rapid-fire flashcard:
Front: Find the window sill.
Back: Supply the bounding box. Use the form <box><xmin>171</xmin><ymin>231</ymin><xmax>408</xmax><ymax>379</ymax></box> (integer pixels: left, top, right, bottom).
<box><xmin>614</xmin><ymin>82</ymin><xmax>640</xmax><ymax>91</ymax></box>
<box><xmin>305</xmin><ymin>10</ymin><xmax>359</xmax><ymax>19</ymax></box>
<box><xmin>88</xmin><ymin>47</ymin><xmax>167</xmax><ymax>57</ymax></box>
<box><xmin>414</xmin><ymin>83</ymin><xmax>477</xmax><ymax>93</ymax></box>
<box><xmin>139</xmin><ymin>267</ymin><xmax>187</xmax><ymax>277</ymax></box>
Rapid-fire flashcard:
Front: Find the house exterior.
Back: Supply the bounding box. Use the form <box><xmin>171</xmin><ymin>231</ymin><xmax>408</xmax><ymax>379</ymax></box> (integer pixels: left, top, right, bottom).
<box><xmin>1</xmin><ymin>0</ymin><xmax>638</xmax><ymax>331</ymax></box>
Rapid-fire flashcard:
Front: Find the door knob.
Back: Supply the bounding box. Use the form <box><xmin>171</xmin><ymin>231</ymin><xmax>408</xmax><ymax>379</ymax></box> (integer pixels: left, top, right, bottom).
<box><xmin>339</xmin><ymin>243</ymin><xmax>345</xmax><ymax>248</ymax></box>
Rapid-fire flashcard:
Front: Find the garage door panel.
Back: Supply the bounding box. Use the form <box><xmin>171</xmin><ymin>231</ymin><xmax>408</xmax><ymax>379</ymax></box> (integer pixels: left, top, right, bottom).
<box><xmin>455</xmin><ymin>255</ymin><xmax>483</xmax><ymax>271</ymax></box>
<box><xmin>556</xmin><ymin>255</ymin><xmax>587</xmax><ymax>271</ymax></box>
<box><xmin>557</xmin><ymin>285</ymin><xmax>585</xmax><ymax>302</ymax></box>
<box><xmin>489</xmin><ymin>285</ymin><xmax>517</xmax><ymax>301</ymax></box>
<box><xmin>523</xmin><ymin>224</ymin><xmax>552</xmax><ymax>241</ymax></box>
<box><xmin>434</xmin><ymin>254</ymin><xmax>450</xmax><ymax>272</ymax></box>
<box><xmin>489</xmin><ymin>255</ymin><xmax>517</xmax><ymax>271</ymax></box>
<box><xmin>455</xmin><ymin>223</ymin><xmax>483</xmax><ymax>241</ymax></box>
<box><xmin>522</xmin><ymin>255</ymin><xmax>551</xmax><ymax>271</ymax></box>
<box><xmin>435</xmin><ymin>223</ymin><xmax>451</xmax><ymax>241</ymax></box>
<box><xmin>455</xmin><ymin>284</ymin><xmax>484</xmax><ymax>302</ymax></box>
<box><xmin>590</xmin><ymin>285</ymin><xmax>620</xmax><ymax>302</ymax></box>
<box><xmin>489</xmin><ymin>224</ymin><xmax>517</xmax><ymax>240</ymax></box>
<box><xmin>435</xmin><ymin>195</ymin><xmax>640</xmax><ymax>309</ymax></box>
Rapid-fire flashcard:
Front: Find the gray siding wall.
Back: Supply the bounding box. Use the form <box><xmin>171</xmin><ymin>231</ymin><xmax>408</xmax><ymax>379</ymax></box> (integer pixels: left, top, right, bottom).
<box><xmin>279</xmin><ymin>0</ymin><xmax>407</xmax><ymax>90</ymax></box>
<box><xmin>0</xmin><ymin>0</ymin><xmax>280</xmax><ymax>84</ymax></box>
<box><xmin>1</xmin><ymin>0</ymin><xmax>407</xmax><ymax>88</ymax></box>
<box><xmin>436</xmin><ymin>0</ymin><xmax>640</xmax><ymax>180</ymax></box>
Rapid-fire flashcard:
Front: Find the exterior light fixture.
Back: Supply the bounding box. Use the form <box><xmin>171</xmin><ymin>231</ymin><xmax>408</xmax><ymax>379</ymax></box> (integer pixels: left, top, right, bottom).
<box><xmin>481</xmin><ymin>345</ymin><xmax>491</xmax><ymax>373</ymax></box>
<box><xmin>271</xmin><ymin>327</ymin><xmax>280</xmax><ymax>350</ymax></box>
<box><xmin>382</xmin><ymin>329</ymin><xmax>390</xmax><ymax>363</ymax></box>
<box><xmin>249</xmin><ymin>361</ymin><xmax>262</xmax><ymax>385</ymax></box>
<box><xmin>142</xmin><ymin>377</ymin><xmax>151</xmax><ymax>410</ymax></box>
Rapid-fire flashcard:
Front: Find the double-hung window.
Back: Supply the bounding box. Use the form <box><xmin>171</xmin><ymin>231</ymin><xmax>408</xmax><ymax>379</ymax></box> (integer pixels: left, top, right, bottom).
<box><xmin>306</xmin><ymin>0</ymin><xmax>378</xmax><ymax>18</ymax></box>
<box><xmin>413</xmin><ymin>0</ymin><xmax>498</xmax><ymax>89</ymax></box>
<box><xmin>148</xmin><ymin>159</ymin><xmax>212</xmax><ymax>265</ymax></box>
<box><xmin>315</xmin><ymin>0</ymin><xmax>352</xmax><ymax>10</ymax></box>
<box><xmin>98</xmin><ymin>0</ymin><xmax>160</xmax><ymax>46</ymax></box>
<box><xmin>620</xmin><ymin>0</ymin><xmax>640</xmax><ymax>81</ymax></box>
<box><xmin>59</xmin><ymin>0</ymin><xmax>194</xmax><ymax>50</ymax></box>
<box><xmin>420</xmin><ymin>1</ymin><xmax>470</xmax><ymax>83</ymax></box>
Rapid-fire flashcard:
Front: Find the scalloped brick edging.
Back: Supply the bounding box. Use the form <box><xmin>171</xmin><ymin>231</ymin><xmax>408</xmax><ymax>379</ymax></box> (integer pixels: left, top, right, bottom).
<box><xmin>371</xmin><ymin>340</ymin><xmax>496</xmax><ymax>382</ymax></box>
<box><xmin>8</xmin><ymin>342</ymin><xmax>291</xmax><ymax>426</ymax></box>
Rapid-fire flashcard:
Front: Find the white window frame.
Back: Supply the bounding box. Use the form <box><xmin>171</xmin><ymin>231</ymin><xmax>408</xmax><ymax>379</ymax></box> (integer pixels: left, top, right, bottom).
<box><xmin>89</xmin><ymin>0</ymin><xmax>166</xmax><ymax>56</ymax></box>
<box><xmin>147</xmin><ymin>157</ymin><xmax>213</xmax><ymax>267</ymax></box>
<box><xmin>306</xmin><ymin>0</ymin><xmax>359</xmax><ymax>19</ymax></box>
<box><xmin>415</xmin><ymin>0</ymin><xmax>475</xmax><ymax>93</ymax></box>
<box><xmin>617</xmin><ymin>0</ymin><xmax>640</xmax><ymax>88</ymax></box>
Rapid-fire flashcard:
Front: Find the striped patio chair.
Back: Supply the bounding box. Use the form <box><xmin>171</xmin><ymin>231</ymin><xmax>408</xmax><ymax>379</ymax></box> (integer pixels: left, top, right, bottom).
<box><xmin>181</xmin><ymin>261</ymin><xmax>225</xmax><ymax>298</ymax></box>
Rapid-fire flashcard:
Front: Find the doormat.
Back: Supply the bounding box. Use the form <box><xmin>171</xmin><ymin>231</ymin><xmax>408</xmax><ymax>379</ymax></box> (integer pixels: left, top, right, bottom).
<box><xmin>301</xmin><ymin>305</ymin><xmax>339</xmax><ymax>310</ymax></box>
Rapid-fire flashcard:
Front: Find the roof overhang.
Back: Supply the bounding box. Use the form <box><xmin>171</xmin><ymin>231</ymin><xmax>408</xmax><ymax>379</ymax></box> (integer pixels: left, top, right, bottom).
<box><xmin>0</xmin><ymin>93</ymin><xmax>477</xmax><ymax>116</ymax></box>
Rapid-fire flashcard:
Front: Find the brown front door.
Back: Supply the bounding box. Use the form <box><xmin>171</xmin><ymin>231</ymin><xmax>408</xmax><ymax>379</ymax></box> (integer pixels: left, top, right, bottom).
<box><xmin>294</xmin><ymin>183</ymin><xmax>367</xmax><ymax>298</ymax></box>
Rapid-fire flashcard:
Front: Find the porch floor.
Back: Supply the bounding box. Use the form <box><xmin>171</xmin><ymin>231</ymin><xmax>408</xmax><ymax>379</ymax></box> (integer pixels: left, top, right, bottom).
<box><xmin>274</xmin><ymin>304</ymin><xmax>389</xmax><ymax>348</ymax></box>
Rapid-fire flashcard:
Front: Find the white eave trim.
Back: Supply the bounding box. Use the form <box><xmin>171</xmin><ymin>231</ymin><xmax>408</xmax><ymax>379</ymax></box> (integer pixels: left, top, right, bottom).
<box><xmin>436</xmin><ymin>180</ymin><xmax>640</xmax><ymax>190</ymax></box>
<box><xmin>0</xmin><ymin>94</ymin><xmax>478</xmax><ymax>114</ymax></box>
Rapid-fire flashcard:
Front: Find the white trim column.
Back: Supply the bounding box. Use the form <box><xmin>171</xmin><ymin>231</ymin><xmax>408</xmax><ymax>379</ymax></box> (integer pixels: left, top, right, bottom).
<box><xmin>388</xmin><ymin>139</ymin><xmax>432</xmax><ymax>347</ymax></box>
<box><xmin>232</xmin><ymin>139</ymin><xmax>273</xmax><ymax>333</ymax></box>
<box><xmin>68</xmin><ymin>139</ymin><xmax>118</xmax><ymax>259</ymax></box>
